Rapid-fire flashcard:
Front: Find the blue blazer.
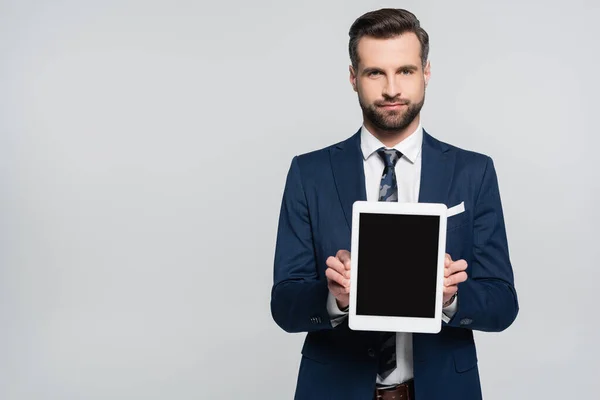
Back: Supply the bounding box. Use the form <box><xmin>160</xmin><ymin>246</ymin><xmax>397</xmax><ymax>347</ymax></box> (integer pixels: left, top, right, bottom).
<box><xmin>271</xmin><ymin>129</ymin><xmax>519</xmax><ymax>400</ymax></box>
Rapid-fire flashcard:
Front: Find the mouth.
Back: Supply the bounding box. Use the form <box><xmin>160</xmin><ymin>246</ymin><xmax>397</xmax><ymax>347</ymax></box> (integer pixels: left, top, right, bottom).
<box><xmin>378</xmin><ymin>103</ymin><xmax>407</xmax><ymax>110</ymax></box>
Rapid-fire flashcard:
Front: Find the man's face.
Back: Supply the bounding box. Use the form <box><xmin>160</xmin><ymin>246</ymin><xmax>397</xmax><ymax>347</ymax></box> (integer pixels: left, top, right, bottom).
<box><xmin>350</xmin><ymin>33</ymin><xmax>430</xmax><ymax>133</ymax></box>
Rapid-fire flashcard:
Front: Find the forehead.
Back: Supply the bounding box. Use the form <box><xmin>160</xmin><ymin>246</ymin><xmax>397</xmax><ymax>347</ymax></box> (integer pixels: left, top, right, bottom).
<box><xmin>356</xmin><ymin>33</ymin><xmax>422</xmax><ymax>69</ymax></box>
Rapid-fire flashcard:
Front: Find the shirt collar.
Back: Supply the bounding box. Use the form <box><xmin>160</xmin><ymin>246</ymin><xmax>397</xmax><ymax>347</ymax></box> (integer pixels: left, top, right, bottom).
<box><xmin>360</xmin><ymin>122</ymin><xmax>423</xmax><ymax>164</ymax></box>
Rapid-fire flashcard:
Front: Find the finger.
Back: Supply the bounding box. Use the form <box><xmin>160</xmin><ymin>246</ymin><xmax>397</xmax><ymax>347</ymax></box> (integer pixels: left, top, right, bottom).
<box><xmin>445</xmin><ymin>271</ymin><xmax>468</xmax><ymax>287</ymax></box>
<box><xmin>445</xmin><ymin>253</ymin><xmax>452</xmax><ymax>267</ymax></box>
<box><xmin>337</xmin><ymin>249</ymin><xmax>351</xmax><ymax>270</ymax></box>
<box><xmin>326</xmin><ymin>256</ymin><xmax>347</xmax><ymax>277</ymax></box>
<box><xmin>326</xmin><ymin>267</ymin><xmax>349</xmax><ymax>286</ymax></box>
<box><xmin>443</xmin><ymin>284</ymin><xmax>458</xmax><ymax>294</ymax></box>
<box><xmin>326</xmin><ymin>267</ymin><xmax>349</xmax><ymax>287</ymax></box>
<box><xmin>448</xmin><ymin>260</ymin><xmax>468</xmax><ymax>275</ymax></box>
<box><xmin>328</xmin><ymin>280</ymin><xmax>350</xmax><ymax>295</ymax></box>
<box><xmin>443</xmin><ymin>285</ymin><xmax>458</xmax><ymax>296</ymax></box>
<box><xmin>444</xmin><ymin>260</ymin><xmax>467</xmax><ymax>277</ymax></box>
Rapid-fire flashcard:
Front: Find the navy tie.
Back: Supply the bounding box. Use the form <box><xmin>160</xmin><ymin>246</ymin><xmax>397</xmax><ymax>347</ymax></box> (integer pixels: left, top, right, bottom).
<box><xmin>376</xmin><ymin>147</ymin><xmax>403</xmax><ymax>380</ymax></box>
<box><xmin>377</xmin><ymin>148</ymin><xmax>402</xmax><ymax>202</ymax></box>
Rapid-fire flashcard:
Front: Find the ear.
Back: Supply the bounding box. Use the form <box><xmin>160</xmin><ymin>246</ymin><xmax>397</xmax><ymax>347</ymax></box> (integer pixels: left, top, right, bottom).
<box><xmin>423</xmin><ymin>60</ymin><xmax>431</xmax><ymax>86</ymax></box>
<box><xmin>349</xmin><ymin>65</ymin><xmax>358</xmax><ymax>92</ymax></box>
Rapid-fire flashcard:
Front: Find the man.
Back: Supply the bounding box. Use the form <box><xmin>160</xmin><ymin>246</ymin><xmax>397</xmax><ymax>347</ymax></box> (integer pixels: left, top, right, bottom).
<box><xmin>271</xmin><ymin>8</ymin><xmax>518</xmax><ymax>400</ymax></box>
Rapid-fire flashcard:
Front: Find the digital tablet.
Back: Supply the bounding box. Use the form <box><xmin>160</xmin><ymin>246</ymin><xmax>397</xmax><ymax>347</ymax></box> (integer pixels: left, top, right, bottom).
<box><xmin>348</xmin><ymin>201</ymin><xmax>447</xmax><ymax>334</ymax></box>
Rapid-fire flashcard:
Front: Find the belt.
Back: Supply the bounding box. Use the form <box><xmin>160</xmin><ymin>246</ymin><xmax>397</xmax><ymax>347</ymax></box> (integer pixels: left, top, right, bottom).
<box><xmin>374</xmin><ymin>379</ymin><xmax>415</xmax><ymax>400</ymax></box>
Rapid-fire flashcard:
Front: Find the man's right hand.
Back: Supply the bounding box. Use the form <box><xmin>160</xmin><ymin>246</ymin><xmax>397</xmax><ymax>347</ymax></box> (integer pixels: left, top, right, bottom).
<box><xmin>325</xmin><ymin>250</ymin><xmax>351</xmax><ymax>310</ymax></box>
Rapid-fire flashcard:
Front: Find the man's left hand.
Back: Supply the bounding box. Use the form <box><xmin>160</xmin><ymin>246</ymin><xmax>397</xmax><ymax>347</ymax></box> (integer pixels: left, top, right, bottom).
<box><xmin>443</xmin><ymin>253</ymin><xmax>468</xmax><ymax>305</ymax></box>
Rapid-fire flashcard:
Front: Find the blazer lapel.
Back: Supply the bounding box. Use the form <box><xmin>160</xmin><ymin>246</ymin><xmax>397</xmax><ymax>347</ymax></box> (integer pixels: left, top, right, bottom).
<box><xmin>330</xmin><ymin>129</ymin><xmax>367</xmax><ymax>231</ymax></box>
<box><xmin>418</xmin><ymin>130</ymin><xmax>455</xmax><ymax>204</ymax></box>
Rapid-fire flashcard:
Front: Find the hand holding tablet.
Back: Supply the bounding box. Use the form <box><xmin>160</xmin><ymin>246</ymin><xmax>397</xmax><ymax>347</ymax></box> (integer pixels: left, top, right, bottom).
<box><xmin>325</xmin><ymin>250</ymin><xmax>352</xmax><ymax>310</ymax></box>
<box><xmin>443</xmin><ymin>254</ymin><xmax>468</xmax><ymax>306</ymax></box>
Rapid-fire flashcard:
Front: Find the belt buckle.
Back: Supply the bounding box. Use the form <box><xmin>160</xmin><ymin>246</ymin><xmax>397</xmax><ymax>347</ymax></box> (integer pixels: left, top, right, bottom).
<box><xmin>375</xmin><ymin>381</ymin><xmax>412</xmax><ymax>400</ymax></box>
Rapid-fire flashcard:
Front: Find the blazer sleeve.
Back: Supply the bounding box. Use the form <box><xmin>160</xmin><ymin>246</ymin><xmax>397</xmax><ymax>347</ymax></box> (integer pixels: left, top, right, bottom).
<box><xmin>444</xmin><ymin>156</ymin><xmax>519</xmax><ymax>331</ymax></box>
<box><xmin>270</xmin><ymin>156</ymin><xmax>334</xmax><ymax>333</ymax></box>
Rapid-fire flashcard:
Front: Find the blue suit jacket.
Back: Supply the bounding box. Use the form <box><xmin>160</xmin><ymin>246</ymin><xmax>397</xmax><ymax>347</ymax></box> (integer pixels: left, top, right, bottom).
<box><xmin>271</xmin><ymin>129</ymin><xmax>519</xmax><ymax>400</ymax></box>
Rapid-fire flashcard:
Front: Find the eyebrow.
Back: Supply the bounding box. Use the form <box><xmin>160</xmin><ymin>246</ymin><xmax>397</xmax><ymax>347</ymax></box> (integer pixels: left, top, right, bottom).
<box><xmin>361</xmin><ymin>65</ymin><xmax>420</xmax><ymax>76</ymax></box>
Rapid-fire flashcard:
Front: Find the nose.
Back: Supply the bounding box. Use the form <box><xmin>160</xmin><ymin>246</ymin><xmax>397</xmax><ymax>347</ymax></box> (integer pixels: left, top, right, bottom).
<box><xmin>382</xmin><ymin>75</ymin><xmax>400</xmax><ymax>99</ymax></box>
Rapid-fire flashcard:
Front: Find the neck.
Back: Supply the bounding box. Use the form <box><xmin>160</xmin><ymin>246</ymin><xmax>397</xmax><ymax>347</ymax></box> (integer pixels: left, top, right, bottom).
<box><xmin>363</xmin><ymin>114</ymin><xmax>421</xmax><ymax>148</ymax></box>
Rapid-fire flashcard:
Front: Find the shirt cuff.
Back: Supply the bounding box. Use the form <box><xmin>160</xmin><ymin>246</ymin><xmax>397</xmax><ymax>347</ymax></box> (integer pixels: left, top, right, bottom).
<box><xmin>326</xmin><ymin>292</ymin><xmax>348</xmax><ymax>327</ymax></box>
<box><xmin>441</xmin><ymin>293</ymin><xmax>458</xmax><ymax>323</ymax></box>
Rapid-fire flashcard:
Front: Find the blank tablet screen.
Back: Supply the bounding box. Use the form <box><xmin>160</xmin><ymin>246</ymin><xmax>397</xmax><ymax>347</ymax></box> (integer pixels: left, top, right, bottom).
<box><xmin>356</xmin><ymin>213</ymin><xmax>440</xmax><ymax>318</ymax></box>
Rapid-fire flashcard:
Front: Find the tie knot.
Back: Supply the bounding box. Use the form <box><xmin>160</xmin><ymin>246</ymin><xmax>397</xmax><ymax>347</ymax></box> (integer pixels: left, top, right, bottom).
<box><xmin>376</xmin><ymin>148</ymin><xmax>402</xmax><ymax>168</ymax></box>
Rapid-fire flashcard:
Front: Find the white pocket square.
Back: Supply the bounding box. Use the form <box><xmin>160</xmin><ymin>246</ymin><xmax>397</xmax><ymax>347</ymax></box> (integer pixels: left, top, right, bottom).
<box><xmin>447</xmin><ymin>201</ymin><xmax>465</xmax><ymax>217</ymax></box>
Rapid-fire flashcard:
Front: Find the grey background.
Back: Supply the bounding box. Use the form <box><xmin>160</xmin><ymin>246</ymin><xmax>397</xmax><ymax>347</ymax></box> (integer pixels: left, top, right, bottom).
<box><xmin>1</xmin><ymin>0</ymin><xmax>598</xmax><ymax>399</ymax></box>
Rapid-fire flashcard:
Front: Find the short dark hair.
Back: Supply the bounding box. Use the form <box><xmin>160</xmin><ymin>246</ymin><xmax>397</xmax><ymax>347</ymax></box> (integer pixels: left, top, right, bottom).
<box><xmin>348</xmin><ymin>8</ymin><xmax>429</xmax><ymax>70</ymax></box>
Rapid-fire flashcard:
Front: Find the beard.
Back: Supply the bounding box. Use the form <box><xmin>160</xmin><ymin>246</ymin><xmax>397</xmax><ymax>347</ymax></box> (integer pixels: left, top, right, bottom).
<box><xmin>359</xmin><ymin>91</ymin><xmax>425</xmax><ymax>133</ymax></box>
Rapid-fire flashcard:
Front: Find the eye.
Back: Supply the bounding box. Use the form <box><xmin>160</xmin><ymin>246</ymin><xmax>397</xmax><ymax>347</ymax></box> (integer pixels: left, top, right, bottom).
<box><xmin>368</xmin><ymin>71</ymin><xmax>381</xmax><ymax>76</ymax></box>
<box><xmin>400</xmin><ymin>69</ymin><xmax>414</xmax><ymax>75</ymax></box>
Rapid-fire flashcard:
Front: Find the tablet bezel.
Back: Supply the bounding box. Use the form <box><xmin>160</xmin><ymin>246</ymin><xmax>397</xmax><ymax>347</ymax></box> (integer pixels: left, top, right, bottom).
<box><xmin>348</xmin><ymin>201</ymin><xmax>448</xmax><ymax>334</ymax></box>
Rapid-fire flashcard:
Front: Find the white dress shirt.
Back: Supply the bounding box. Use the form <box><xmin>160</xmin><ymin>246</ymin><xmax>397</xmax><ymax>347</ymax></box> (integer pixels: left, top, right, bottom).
<box><xmin>326</xmin><ymin>122</ymin><xmax>458</xmax><ymax>386</ymax></box>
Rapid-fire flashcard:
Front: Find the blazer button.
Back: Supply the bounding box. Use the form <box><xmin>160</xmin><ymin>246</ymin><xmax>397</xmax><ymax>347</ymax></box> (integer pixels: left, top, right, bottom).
<box><xmin>367</xmin><ymin>348</ymin><xmax>375</xmax><ymax>358</ymax></box>
<box><xmin>460</xmin><ymin>318</ymin><xmax>473</xmax><ymax>326</ymax></box>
